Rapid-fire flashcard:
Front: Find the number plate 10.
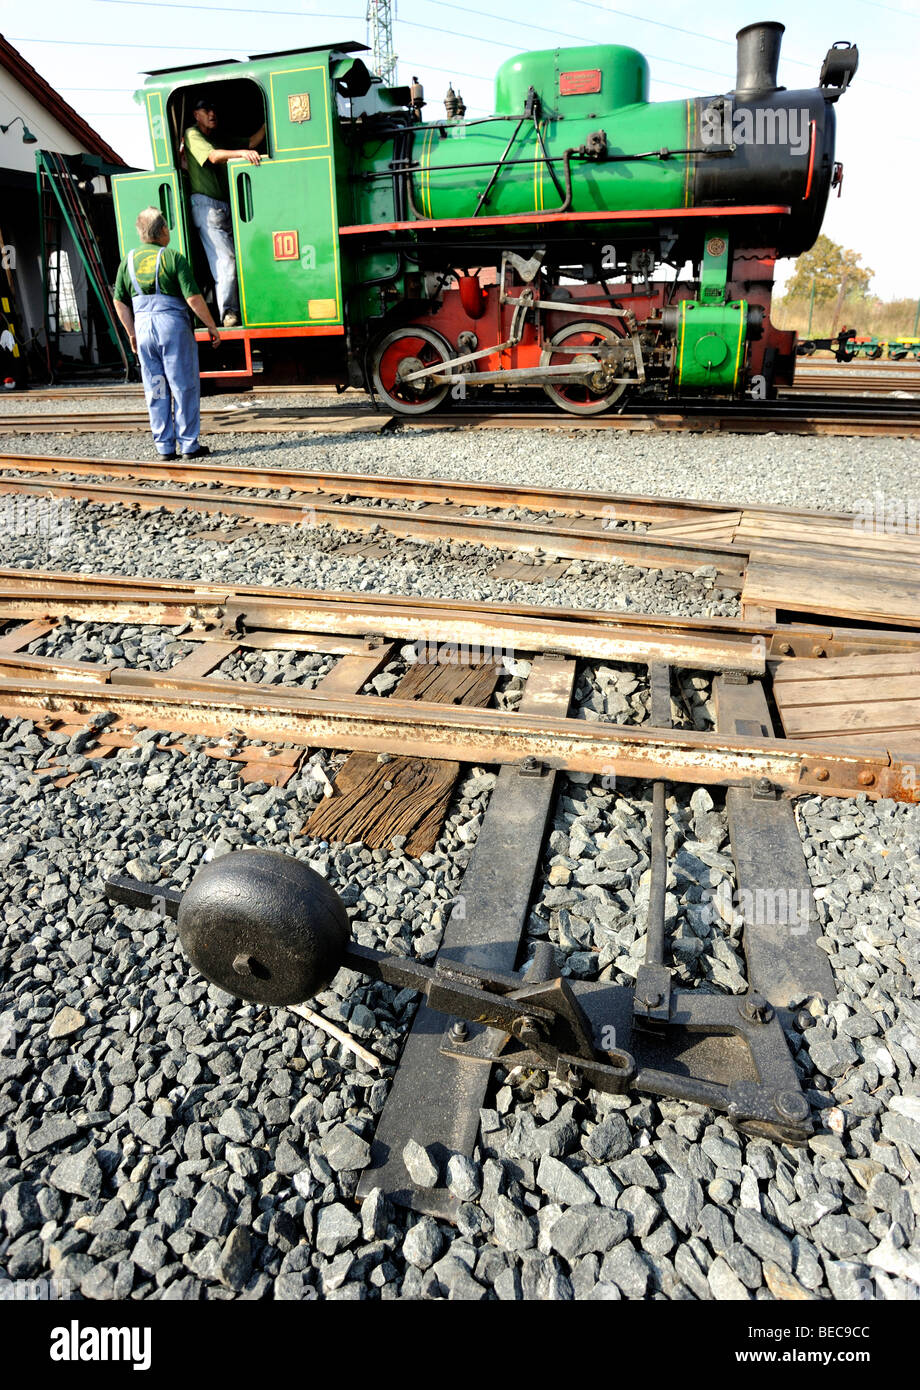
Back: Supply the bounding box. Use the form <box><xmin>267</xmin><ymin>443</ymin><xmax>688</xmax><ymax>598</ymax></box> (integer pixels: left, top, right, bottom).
<box><xmin>273</xmin><ymin>231</ymin><xmax>299</xmax><ymax>261</ymax></box>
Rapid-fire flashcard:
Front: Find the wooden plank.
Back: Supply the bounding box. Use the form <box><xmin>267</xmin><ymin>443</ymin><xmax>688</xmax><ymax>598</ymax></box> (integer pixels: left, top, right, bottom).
<box><xmin>648</xmin><ymin>512</ymin><xmax>742</xmax><ymax>537</ymax></box>
<box><xmin>716</xmin><ymin>677</ymin><xmax>835</xmax><ymax>1009</ymax></box>
<box><xmin>736</xmin><ymin>518</ymin><xmax>920</xmax><ymax>553</ymax></box>
<box><xmin>303</xmin><ymin>656</ymin><xmax>502</xmax><ymax>854</ymax></box>
<box><xmin>312</xmin><ymin>644</ymin><xmax>396</xmax><ymax>698</ymax></box>
<box><xmin>648</xmin><ymin>525</ymin><xmax>740</xmax><ymax>541</ymax></box>
<box><xmin>737</xmin><ymin>532</ymin><xmax>920</xmax><ymax>561</ymax></box>
<box><xmin>0</xmin><ymin>619</ymin><xmax>57</xmax><ymax>652</ymax></box>
<box><xmin>776</xmin><ymin>673</ymin><xmax>920</xmax><ymax>707</ymax></box>
<box><xmin>395</xmin><ymin>658</ymin><xmax>502</xmax><ymax>706</ymax></box>
<box><xmin>0</xmin><ymin>654</ymin><xmax>112</xmax><ymax>683</ymax></box>
<box><xmin>772</xmin><ymin>651</ymin><xmax>920</xmax><ymax>682</ymax></box>
<box><xmin>782</xmin><ymin>698</ymin><xmax>920</xmax><ymax>736</ymax></box>
<box><xmin>742</xmin><ymin>528</ymin><xmax>920</xmax><ymax>564</ymax></box>
<box><xmin>357</xmin><ymin>656</ymin><xmax>576</xmax><ymax>1219</ymax></box>
<box><xmin>741</xmin><ymin>601</ymin><xmax>777</xmax><ymax>625</ymax></box>
<box><xmin>742</xmin><ymin>558</ymin><xmax>920</xmax><ymax>626</ymax></box>
<box><xmin>800</xmin><ymin>730</ymin><xmax>920</xmax><ymax>752</ymax></box>
<box><xmin>167</xmin><ymin>640</ymin><xmax>238</xmax><ymax>680</ymax></box>
<box><xmin>744</xmin><ymin>542</ymin><xmax>920</xmax><ymax>582</ymax></box>
<box><xmin>240</xmin><ymin>630</ymin><xmax>378</xmax><ymax>656</ymax></box>
<box><xmin>303</xmin><ymin>752</ymin><xmax>459</xmax><ymax>855</ymax></box>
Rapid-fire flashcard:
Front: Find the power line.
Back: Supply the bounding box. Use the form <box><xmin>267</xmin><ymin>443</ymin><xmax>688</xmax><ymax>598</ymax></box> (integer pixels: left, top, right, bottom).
<box><xmin>568</xmin><ymin>1</ymin><xmax>735</xmax><ymax>48</ymax></box>
<box><xmin>16</xmin><ymin>3</ymin><xmax>906</xmax><ymax>97</ymax></box>
<box><xmin>426</xmin><ymin>0</ymin><xmax>731</xmax><ymax>80</ymax></box>
<box><xmin>569</xmin><ymin>0</ymin><xmax>904</xmax><ymax>91</ymax></box>
<box><xmin>403</xmin><ymin>57</ymin><xmax>692</xmax><ymax>93</ymax></box>
<box><xmin>10</xmin><ymin>37</ymin><xmax>254</xmax><ymax>50</ymax></box>
<box><xmin>853</xmin><ymin>0</ymin><xmax>919</xmax><ymax>15</ymax></box>
<box><xmin>92</xmin><ymin>0</ymin><xmax>362</xmax><ymax>15</ymax></box>
<box><xmin>398</xmin><ymin>15</ymin><xmax>693</xmax><ymax>87</ymax></box>
<box><xmin>424</xmin><ymin>0</ymin><xmax>902</xmax><ymax>96</ymax></box>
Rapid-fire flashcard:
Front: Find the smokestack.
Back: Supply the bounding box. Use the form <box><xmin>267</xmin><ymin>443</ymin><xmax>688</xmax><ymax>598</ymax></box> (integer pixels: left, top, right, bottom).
<box><xmin>735</xmin><ymin>21</ymin><xmax>785</xmax><ymax>99</ymax></box>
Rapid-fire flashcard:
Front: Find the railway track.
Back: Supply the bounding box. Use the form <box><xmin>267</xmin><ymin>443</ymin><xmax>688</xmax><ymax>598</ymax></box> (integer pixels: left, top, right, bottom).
<box><xmin>2</xmin><ymin>452</ymin><xmax>919</xmax><ymax>631</ymax></box>
<box><xmin>2</xmin><ymin>394</ymin><xmax>920</xmax><ymax>435</ymax></box>
<box><xmin>1</xmin><ymin>565</ymin><xmax>918</xmax><ymax>1202</ymax></box>
<box><xmin>785</xmin><ymin>367</ymin><xmax>920</xmax><ymax>396</ymax></box>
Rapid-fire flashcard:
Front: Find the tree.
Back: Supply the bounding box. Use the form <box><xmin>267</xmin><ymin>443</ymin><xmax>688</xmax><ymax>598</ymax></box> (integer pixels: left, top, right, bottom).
<box><xmin>786</xmin><ymin>235</ymin><xmax>874</xmax><ymax>304</ymax></box>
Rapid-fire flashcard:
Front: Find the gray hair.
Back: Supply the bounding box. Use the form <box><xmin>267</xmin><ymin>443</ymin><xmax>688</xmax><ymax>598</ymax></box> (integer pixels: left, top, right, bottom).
<box><xmin>136</xmin><ymin>207</ymin><xmax>167</xmax><ymax>242</ymax></box>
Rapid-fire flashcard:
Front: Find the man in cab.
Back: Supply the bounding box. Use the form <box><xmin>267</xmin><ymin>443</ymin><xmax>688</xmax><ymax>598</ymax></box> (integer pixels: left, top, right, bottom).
<box><xmin>184</xmin><ymin>93</ymin><xmax>265</xmax><ymax>327</ymax></box>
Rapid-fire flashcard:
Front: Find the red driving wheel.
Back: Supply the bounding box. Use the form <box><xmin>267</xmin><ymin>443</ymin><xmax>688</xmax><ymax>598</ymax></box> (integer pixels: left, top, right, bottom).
<box><xmin>540</xmin><ymin>320</ymin><xmax>630</xmax><ymax>415</ymax></box>
<box><xmin>372</xmin><ymin>326</ymin><xmax>452</xmax><ymax>414</ymax></box>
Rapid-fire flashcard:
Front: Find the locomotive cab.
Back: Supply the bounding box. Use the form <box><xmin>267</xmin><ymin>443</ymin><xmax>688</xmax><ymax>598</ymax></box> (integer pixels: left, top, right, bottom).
<box><xmin>112</xmin><ymin>44</ymin><xmax>359</xmax><ymax>384</ymax></box>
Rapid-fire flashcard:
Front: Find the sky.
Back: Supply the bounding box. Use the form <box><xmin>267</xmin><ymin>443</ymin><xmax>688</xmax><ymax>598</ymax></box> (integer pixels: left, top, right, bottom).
<box><xmin>2</xmin><ymin>0</ymin><xmax>918</xmax><ymax>299</ymax></box>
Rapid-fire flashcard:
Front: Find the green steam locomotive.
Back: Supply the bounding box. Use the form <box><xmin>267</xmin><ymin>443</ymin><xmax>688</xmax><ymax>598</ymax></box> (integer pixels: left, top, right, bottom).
<box><xmin>112</xmin><ymin>21</ymin><xmax>858</xmax><ymax>413</ymax></box>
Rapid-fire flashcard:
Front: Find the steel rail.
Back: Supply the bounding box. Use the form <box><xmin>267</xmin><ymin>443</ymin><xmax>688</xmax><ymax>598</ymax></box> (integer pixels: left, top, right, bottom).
<box><xmin>1</xmin><ymin>400</ymin><xmax>920</xmax><ymax>436</ymax></box>
<box><xmin>0</xmin><ymin>451</ymin><xmax>860</xmax><ymax>525</ymax></box>
<box><xmin>784</xmin><ymin>375</ymin><xmax>920</xmax><ymax>396</ymax></box>
<box><xmin>0</xmin><ymin>585</ymin><xmax>764</xmax><ymax>674</ymax></box>
<box><xmin>2</xmin><ymin>568</ymin><xmax>917</xmax><ymax>659</ymax></box>
<box><xmin>0</xmin><ymin>671</ymin><xmax>914</xmax><ymax>803</ymax></box>
<box><xmin>0</xmin><ymin>474</ymin><xmax>746</xmax><ymax>575</ymax></box>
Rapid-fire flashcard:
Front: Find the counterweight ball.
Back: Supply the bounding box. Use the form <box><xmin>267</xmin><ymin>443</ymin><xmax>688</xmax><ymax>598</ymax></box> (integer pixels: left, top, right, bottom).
<box><xmin>177</xmin><ymin>850</ymin><xmax>351</xmax><ymax>1005</ymax></box>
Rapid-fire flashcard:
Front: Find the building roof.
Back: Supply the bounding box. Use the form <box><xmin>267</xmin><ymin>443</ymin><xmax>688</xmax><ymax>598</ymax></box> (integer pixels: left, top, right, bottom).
<box><xmin>0</xmin><ymin>32</ymin><xmax>124</xmax><ymax>164</ymax></box>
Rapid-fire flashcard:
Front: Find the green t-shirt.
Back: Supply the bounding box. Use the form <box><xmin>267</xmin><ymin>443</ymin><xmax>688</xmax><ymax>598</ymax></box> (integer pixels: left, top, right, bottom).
<box><xmin>114</xmin><ymin>245</ymin><xmax>200</xmax><ymax>303</ymax></box>
<box><xmin>184</xmin><ymin>125</ymin><xmax>230</xmax><ymax>201</ymax></box>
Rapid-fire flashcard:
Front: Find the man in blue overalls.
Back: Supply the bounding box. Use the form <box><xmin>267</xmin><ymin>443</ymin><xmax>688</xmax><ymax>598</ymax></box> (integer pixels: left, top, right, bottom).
<box><xmin>113</xmin><ymin>207</ymin><xmax>220</xmax><ymax>458</ymax></box>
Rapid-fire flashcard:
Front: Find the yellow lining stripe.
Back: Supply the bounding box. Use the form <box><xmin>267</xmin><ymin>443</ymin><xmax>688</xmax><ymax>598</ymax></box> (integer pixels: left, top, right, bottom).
<box><xmin>429</xmin><ymin>126</ymin><xmax>436</xmax><ymax>218</ymax></box>
<box><xmin>534</xmin><ymin>125</ymin><xmax>539</xmax><ymax>213</ymax></box>
<box><xmin>533</xmin><ymin>123</ymin><xmax>547</xmax><ymax>213</ymax></box>
<box><xmin>732</xmin><ymin>304</ymin><xmax>746</xmax><ymax>387</ymax></box>
<box><xmin>677</xmin><ymin>300</ymin><xmax>686</xmax><ymax>383</ymax></box>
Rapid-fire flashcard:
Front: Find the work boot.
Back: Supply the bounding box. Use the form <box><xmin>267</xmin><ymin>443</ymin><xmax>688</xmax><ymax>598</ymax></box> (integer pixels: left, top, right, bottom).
<box><xmin>222</xmin><ymin>312</ymin><xmax>240</xmax><ymax>327</ymax></box>
<box><xmin>182</xmin><ymin>445</ymin><xmax>211</xmax><ymax>458</ymax></box>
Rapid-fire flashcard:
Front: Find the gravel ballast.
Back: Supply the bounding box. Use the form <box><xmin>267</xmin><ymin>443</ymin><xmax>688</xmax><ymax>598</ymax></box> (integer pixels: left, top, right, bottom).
<box><xmin>0</xmin><ymin>417</ymin><xmax>918</xmax><ymax>1302</ymax></box>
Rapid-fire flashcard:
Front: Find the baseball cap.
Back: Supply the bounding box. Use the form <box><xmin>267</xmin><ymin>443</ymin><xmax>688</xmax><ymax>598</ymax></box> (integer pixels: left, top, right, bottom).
<box><xmin>192</xmin><ymin>93</ymin><xmax>215</xmax><ymax>111</ymax></box>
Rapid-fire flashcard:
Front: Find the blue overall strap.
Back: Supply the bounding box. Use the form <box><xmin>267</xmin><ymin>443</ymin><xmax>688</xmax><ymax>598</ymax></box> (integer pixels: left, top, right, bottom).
<box><xmin>152</xmin><ymin>247</ymin><xmax>164</xmax><ymax>296</ymax></box>
<box><xmin>127</xmin><ymin>249</ymin><xmax>142</xmax><ymax>295</ymax></box>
